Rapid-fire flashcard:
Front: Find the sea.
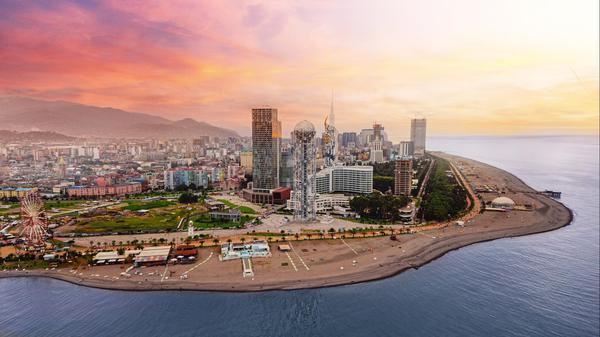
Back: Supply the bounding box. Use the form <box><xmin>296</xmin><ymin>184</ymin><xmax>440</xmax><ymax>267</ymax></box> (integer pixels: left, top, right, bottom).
<box><xmin>1</xmin><ymin>135</ymin><xmax>598</xmax><ymax>337</ymax></box>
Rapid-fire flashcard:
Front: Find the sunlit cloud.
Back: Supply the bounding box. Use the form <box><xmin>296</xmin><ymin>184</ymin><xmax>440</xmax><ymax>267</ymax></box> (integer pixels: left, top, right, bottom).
<box><xmin>0</xmin><ymin>0</ymin><xmax>598</xmax><ymax>140</ymax></box>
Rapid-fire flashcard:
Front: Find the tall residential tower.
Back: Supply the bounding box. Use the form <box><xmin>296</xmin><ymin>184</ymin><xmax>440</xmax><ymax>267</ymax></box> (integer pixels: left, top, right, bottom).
<box><xmin>252</xmin><ymin>108</ymin><xmax>281</xmax><ymax>190</ymax></box>
<box><xmin>292</xmin><ymin>120</ymin><xmax>317</xmax><ymax>221</ymax></box>
<box><xmin>394</xmin><ymin>158</ymin><xmax>413</xmax><ymax>196</ymax></box>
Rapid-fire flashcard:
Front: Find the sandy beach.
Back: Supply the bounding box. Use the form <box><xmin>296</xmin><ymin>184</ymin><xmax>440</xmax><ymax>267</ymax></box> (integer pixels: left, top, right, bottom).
<box><xmin>0</xmin><ymin>153</ymin><xmax>572</xmax><ymax>292</ymax></box>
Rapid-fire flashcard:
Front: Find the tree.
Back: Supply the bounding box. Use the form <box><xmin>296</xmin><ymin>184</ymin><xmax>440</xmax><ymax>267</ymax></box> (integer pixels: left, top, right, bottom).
<box><xmin>178</xmin><ymin>192</ymin><xmax>198</xmax><ymax>204</ymax></box>
<box><xmin>212</xmin><ymin>239</ymin><xmax>220</xmax><ymax>245</ymax></box>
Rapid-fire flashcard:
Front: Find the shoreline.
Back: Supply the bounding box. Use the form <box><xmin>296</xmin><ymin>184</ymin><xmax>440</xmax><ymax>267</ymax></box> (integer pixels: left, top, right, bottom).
<box><xmin>0</xmin><ymin>154</ymin><xmax>573</xmax><ymax>293</ymax></box>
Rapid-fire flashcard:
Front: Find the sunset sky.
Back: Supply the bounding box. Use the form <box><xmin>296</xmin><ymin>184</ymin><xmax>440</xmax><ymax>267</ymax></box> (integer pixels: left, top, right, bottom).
<box><xmin>0</xmin><ymin>0</ymin><xmax>598</xmax><ymax>140</ymax></box>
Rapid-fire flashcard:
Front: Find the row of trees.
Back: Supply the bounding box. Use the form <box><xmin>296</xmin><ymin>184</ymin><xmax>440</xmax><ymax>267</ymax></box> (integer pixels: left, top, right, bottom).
<box><xmin>349</xmin><ymin>193</ymin><xmax>410</xmax><ymax>221</ymax></box>
<box><xmin>419</xmin><ymin>158</ymin><xmax>467</xmax><ymax>221</ymax></box>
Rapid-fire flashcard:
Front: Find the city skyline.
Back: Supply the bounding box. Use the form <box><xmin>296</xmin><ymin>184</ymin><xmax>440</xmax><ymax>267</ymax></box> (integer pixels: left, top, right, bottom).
<box><xmin>0</xmin><ymin>1</ymin><xmax>598</xmax><ymax>140</ymax></box>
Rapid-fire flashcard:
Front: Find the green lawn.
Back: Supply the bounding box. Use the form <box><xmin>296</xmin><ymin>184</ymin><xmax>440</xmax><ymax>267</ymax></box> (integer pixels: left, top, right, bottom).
<box><xmin>216</xmin><ymin>199</ymin><xmax>256</xmax><ymax>214</ymax></box>
<box><xmin>0</xmin><ymin>203</ymin><xmax>19</xmax><ymax>215</ymax></box>
<box><xmin>122</xmin><ymin>200</ymin><xmax>175</xmax><ymax>211</ymax></box>
<box><xmin>73</xmin><ymin>207</ymin><xmax>189</xmax><ymax>233</ymax></box>
<box><xmin>44</xmin><ymin>200</ymin><xmax>87</xmax><ymax>210</ymax></box>
<box><xmin>189</xmin><ymin>213</ymin><xmax>254</xmax><ymax>229</ymax></box>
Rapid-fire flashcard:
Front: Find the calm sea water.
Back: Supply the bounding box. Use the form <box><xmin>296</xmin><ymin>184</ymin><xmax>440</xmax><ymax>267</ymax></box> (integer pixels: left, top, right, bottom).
<box><xmin>1</xmin><ymin>136</ymin><xmax>598</xmax><ymax>337</ymax></box>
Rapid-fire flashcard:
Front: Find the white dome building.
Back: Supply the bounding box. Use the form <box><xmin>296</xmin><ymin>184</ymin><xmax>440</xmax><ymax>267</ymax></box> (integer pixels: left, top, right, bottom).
<box><xmin>491</xmin><ymin>196</ymin><xmax>515</xmax><ymax>210</ymax></box>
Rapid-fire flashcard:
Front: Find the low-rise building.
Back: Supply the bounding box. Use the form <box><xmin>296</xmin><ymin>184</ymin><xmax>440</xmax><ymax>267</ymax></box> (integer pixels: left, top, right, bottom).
<box><xmin>287</xmin><ymin>193</ymin><xmax>351</xmax><ymax>213</ymax></box>
<box><xmin>66</xmin><ymin>182</ymin><xmax>142</xmax><ymax>198</ymax></box>
<box><xmin>210</xmin><ymin>209</ymin><xmax>241</xmax><ymax>222</ymax></box>
<box><xmin>164</xmin><ymin>167</ymin><xmax>209</xmax><ymax>190</ymax></box>
<box><xmin>315</xmin><ymin>165</ymin><xmax>373</xmax><ymax>194</ymax></box>
<box><xmin>133</xmin><ymin>246</ymin><xmax>172</xmax><ymax>267</ymax></box>
<box><xmin>0</xmin><ymin>187</ymin><xmax>38</xmax><ymax>199</ymax></box>
<box><xmin>220</xmin><ymin>240</ymin><xmax>271</xmax><ymax>261</ymax></box>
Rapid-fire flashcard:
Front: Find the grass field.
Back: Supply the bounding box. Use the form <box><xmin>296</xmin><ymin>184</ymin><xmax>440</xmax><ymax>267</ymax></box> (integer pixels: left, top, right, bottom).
<box><xmin>72</xmin><ymin>206</ymin><xmax>190</xmax><ymax>233</ymax></box>
<box><xmin>44</xmin><ymin>200</ymin><xmax>87</xmax><ymax>210</ymax></box>
<box><xmin>189</xmin><ymin>213</ymin><xmax>254</xmax><ymax>229</ymax></box>
<box><xmin>0</xmin><ymin>203</ymin><xmax>19</xmax><ymax>215</ymax></box>
<box><xmin>216</xmin><ymin>199</ymin><xmax>256</xmax><ymax>214</ymax></box>
<box><xmin>121</xmin><ymin>200</ymin><xmax>175</xmax><ymax>211</ymax></box>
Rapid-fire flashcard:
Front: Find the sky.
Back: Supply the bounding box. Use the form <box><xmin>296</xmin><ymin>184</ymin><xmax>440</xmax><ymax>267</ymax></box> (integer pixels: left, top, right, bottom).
<box><xmin>0</xmin><ymin>0</ymin><xmax>598</xmax><ymax>140</ymax></box>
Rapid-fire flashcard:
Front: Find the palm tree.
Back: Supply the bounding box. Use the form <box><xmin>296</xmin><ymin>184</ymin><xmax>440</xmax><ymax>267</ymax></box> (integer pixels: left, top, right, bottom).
<box><xmin>212</xmin><ymin>238</ymin><xmax>220</xmax><ymax>246</ymax></box>
<box><xmin>307</xmin><ymin>234</ymin><xmax>312</xmax><ymax>240</ymax></box>
<box><xmin>267</xmin><ymin>237</ymin><xmax>272</xmax><ymax>243</ymax></box>
<box><xmin>328</xmin><ymin>228</ymin><xmax>336</xmax><ymax>239</ymax></box>
<box><xmin>227</xmin><ymin>239</ymin><xmax>232</xmax><ymax>244</ymax></box>
<box><xmin>294</xmin><ymin>233</ymin><xmax>300</xmax><ymax>241</ymax></box>
<box><xmin>240</xmin><ymin>237</ymin><xmax>246</xmax><ymax>244</ymax></box>
<box><xmin>111</xmin><ymin>240</ymin><xmax>116</xmax><ymax>248</ymax></box>
<box><xmin>199</xmin><ymin>240</ymin><xmax>205</xmax><ymax>247</ymax></box>
<box><xmin>89</xmin><ymin>240</ymin><xmax>94</xmax><ymax>249</ymax></box>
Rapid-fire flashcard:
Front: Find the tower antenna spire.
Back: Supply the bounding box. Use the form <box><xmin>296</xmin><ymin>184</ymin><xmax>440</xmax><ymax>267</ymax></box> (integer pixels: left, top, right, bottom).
<box><xmin>329</xmin><ymin>89</ymin><xmax>335</xmax><ymax>127</ymax></box>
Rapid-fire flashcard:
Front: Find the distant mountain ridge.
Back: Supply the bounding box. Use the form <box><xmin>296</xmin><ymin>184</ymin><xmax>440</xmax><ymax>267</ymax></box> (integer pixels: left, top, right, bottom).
<box><xmin>0</xmin><ymin>97</ymin><xmax>239</xmax><ymax>139</ymax></box>
<box><xmin>0</xmin><ymin>130</ymin><xmax>76</xmax><ymax>143</ymax></box>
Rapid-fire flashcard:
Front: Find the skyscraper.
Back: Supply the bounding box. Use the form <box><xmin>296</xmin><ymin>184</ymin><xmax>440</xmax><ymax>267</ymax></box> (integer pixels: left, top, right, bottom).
<box><xmin>410</xmin><ymin>118</ymin><xmax>427</xmax><ymax>156</ymax></box>
<box><xmin>394</xmin><ymin>158</ymin><xmax>413</xmax><ymax>196</ymax></box>
<box><xmin>252</xmin><ymin>108</ymin><xmax>281</xmax><ymax>190</ymax></box>
<box><xmin>340</xmin><ymin>132</ymin><xmax>358</xmax><ymax>148</ymax></box>
<box><xmin>322</xmin><ymin>94</ymin><xmax>337</xmax><ymax>167</ymax></box>
<box><xmin>292</xmin><ymin>120</ymin><xmax>317</xmax><ymax>221</ymax></box>
<box><xmin>370</xmin><ymin>123</ymin><xmax>384</xmax><ymax>163</ymax></box>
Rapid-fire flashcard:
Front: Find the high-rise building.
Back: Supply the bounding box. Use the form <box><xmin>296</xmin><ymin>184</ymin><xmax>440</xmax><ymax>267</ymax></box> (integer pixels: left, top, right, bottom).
<box><xmin>251</xmin><ymin>108</ymin><xmax>281</xmax><ymax>190</ymax></box>
<box><xmin>292</xmin><ymin>120</ymin><xmax>317</xmax><ymax>221</ymax></box>
<box><xmin>410</xmin><ymin>118</ymin><xmax>427</xmax><ymax>156</ymax></box>
<box><xmin>370</xmin><ymin>123</ymin><xmax>385</xmax><ymax>163</ymax></box>
<box><xmin>322</xmin><ymin>95</ymin><xmax>337</xmax><ymax>167</ymax></box>
<box><xmin>358</xmin><ymin>129</ymin><xmax>374</xmax><ymax>146</ymax></box>
<box><xmin>399</xmin><ymin>141</ymin><xmax>414</xmax><ymax>157</ymax></box>
<box><xmin>394</xmin><ymin>158</ymin><xmax>413</xmax><ymax>196</ymax></box>
<box><xmin>340</xmin><ymin>132</ymin><xmax>358</xmax><ymax>148</ymax></box>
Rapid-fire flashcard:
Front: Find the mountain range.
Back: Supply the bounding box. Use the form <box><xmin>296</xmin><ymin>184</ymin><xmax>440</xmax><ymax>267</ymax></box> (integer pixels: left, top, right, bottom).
<box><xmin>0</xmin><ymin>97</ymin><xmax>239</xmax><ymax>139</ymax></box>
<box><xmin>0</xmin><ymin>130</ymin><xmax>77</xmax><ymax>143</ymax></box>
